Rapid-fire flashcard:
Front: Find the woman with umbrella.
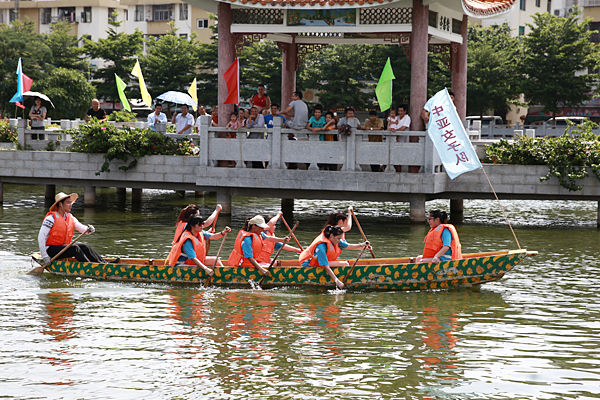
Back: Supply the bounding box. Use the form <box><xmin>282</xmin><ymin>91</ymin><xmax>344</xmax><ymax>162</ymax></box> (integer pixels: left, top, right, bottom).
<box><xmin>29</xmin><ymin>97</ymin><xmax>47</xmax><ymax>131</ymax></box>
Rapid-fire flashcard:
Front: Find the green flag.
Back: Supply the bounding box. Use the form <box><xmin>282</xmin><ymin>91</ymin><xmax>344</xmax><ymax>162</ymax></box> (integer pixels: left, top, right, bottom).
<box><xmin>115</xmin><ymin>74</ymin><xmax>131</xmax><ymax>112</ymax></box>
<box><xmin>375</xmin><ymin>58</ymin><xmax>395</xmax><ymax>112</ymax></box>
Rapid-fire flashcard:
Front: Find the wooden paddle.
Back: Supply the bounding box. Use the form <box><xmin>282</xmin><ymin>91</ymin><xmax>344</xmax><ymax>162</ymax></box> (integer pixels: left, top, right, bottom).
<box><xmin>205</xmin><ymin>209</ymin><xmax>220</xmax><ymax>254</ymax></box>
<box><xmin>204</xmin><ymin>230</ymin><xmax>228</xmax><ymax>287</ymax></box>
<box><xmin>281</xmin><ymin>215</ymin><xmax>303</xmax><ymax>251</ymax></box>
<box><xmin>29</xmin><ymin>227</ymin><xmax>90</xmax><ymax>275</ymax></box>
<box><xmin>257</xmin><ymin>221</ymin><xmax>299</xmax><ymax>286</ymax></box>
<box><xmin>342</xmin><ymin>241</ymin><xmax>369</xmax><ymax>286</ymax></box>
<box><xmin>350</xmin><ymin>208</ymin><xmax>375</xmax><ymax>258</ymax></box>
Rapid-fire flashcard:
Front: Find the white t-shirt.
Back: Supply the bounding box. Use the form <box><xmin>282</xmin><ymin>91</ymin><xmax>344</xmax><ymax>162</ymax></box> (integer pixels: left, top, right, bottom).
<box><xmin>175</xmin><ymin>113</ymin><xmax>195</xmax><ymax>134</ymax></box>
<box><xmin>398</xmin><ymin>115</ymin><xmax>411</xmax><ymax>130</ymax></box>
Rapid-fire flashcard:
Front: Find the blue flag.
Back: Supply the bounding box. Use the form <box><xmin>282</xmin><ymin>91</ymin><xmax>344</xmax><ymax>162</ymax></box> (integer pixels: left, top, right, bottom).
<box><xmin>9</xmin><ymin>58</ymin><xmax>23</xmax><ymax>104</ymax></box>
<box><xmin>424</xmin><ymin>88</ymin><xmax>481</xmax><ymax>179</ymax></box>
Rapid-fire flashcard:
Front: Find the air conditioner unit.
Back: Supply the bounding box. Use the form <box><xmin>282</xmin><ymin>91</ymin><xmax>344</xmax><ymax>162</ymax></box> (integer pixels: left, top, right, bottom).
<box><xmin>554</xmin><ymin>9</ymin><xmax>560</xmax><ymax>16</ymax></box>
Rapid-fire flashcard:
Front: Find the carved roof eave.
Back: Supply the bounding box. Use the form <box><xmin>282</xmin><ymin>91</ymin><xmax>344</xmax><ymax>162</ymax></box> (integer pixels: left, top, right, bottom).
<box><xmin>462</xmin><ymin>0</ymin><xmax>516</xmax><ymax>18</ymax></box>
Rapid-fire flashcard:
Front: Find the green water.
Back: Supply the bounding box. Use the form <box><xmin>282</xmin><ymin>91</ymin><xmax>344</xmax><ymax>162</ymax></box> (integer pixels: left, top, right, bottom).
<box><xmin>1</xmin><ymin>184</ymin><xmax>599</xmax><ymax>399</ymax></box>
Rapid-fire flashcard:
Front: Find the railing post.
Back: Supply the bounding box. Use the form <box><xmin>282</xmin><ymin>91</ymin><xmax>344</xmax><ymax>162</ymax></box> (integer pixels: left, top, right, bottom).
<box><xmin>342</xmin><ymin>118</ymin><xmax>359</xmax><ymax>171</ymax></box>
<box><xmin>269</xmin><ymin>117</ymin><xmax>282</xmax><ymax>169</ymax></box>
<box><xmin>17</xmin><ymin>119</ymin><xmax>25</xmax><ymax>147</ymax></box>
<box><xmin>423</xmin><ymin>133</ymin><xmax>435</xmax><ymax>173</ymax></box>
<box><xmin>199</xmin><ymin>115</ymin><xmax>210</xmax><ymax>166</ymax></box>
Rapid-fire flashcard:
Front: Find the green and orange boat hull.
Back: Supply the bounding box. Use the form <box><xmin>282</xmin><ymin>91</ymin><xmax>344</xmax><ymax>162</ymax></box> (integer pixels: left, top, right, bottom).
<box><xmin>40</xmin><ymin>249</ymin><xmax>536</xmax><ymax>291</ymax></box>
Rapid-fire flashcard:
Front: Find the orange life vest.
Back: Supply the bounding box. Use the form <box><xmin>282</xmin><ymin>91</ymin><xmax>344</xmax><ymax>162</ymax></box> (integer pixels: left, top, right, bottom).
<box><xmin>422</xmin><ymin>224</ymin><xmax>462</xmax><ymax>260</ymax></box>
<box><xmin>167</xmin><ymin>231</ymin><xmax>207</xmax><ymax>266</ymax></box>
<box><xmin>172</xmin><ymin>221</ymin><xmax>187</xmax><ymax>245</ymax></box>
<box><xmin>45</xmin><ymin>212</ymin><xmax>75</xmax><ymax>246</ymax></box>
<box><xmin>228</xmin><ymin>230</ymin><xmax>264</xmax><ymax>267</ymax></box>
<box><xmin>298</xmin><ymin>233</ymin><xmax>343</xmax><ymax>266</ymax></box>
<box><xmin>256</xmin><ymin>231</ymin><xmax>275</xmax><ymax>263</ymax></box>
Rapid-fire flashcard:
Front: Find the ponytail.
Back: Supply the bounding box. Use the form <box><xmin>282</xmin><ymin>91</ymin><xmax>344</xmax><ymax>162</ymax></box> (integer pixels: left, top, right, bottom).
<box><xmin>323</xmin><ymin>225</ymin><xmax>343</xmax><ymax>238</ymax></box>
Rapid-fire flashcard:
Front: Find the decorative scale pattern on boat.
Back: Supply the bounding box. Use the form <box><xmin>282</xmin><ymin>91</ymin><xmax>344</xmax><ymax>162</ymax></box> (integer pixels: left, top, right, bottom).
<box><xmin>47</xmin><ymin>251</ymin><xmax>532</xmax><ymax>291</ymax></box>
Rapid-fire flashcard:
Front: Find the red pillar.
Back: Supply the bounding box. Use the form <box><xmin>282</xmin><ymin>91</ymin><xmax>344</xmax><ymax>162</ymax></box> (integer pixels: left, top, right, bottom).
<box><xmin>281</xmin><ymin>40</ymin><xmax>297</xmax><ymax>108</ymax></box>
<box><xmin>452</xmin><ymin>14</ymin><xmax>468</xmax><ymax>120</ymax></box>
<box><xmin>409</xmin><ymin>0</ymin><xmax>429</xmax><ymax>131</ymax></box>
<box><xmin>218</xmin><ymin>2</ymin><xmax>235</xmax><ymax>127</ymax></box>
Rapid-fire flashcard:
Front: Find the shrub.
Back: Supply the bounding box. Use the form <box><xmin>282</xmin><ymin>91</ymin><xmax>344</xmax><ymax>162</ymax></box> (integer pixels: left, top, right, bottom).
<box><xmin>0</xmin><ymin>120</ymin><xmax>17</xmax><ymax>143</ymax></box>
<box><xmin>108</xmin><ymin>110</ymin><xmax>137</xmax><ymax>122</ymax></box>
<box><xmin>68</xmin><ymin>119</ymin><xmax>198</xmax><ymax>174</ymax></box>
<box><xmin>484</xmin><ymin>120</ymin><xmax>600</xmax><ymax>191</ymax></box>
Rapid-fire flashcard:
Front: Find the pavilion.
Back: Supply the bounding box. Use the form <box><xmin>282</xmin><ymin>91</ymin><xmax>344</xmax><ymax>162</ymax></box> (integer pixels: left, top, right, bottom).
<box><xmin>184</xmin><ymin>0</ymin><xmax>515</xmax><ymax>129</ymax></box>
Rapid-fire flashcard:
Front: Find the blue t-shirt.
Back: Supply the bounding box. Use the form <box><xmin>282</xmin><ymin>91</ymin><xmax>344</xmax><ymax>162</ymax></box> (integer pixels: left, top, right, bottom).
<box><xmin>264</xmin><ymin>114</ymin><xmax>286</xmax><ymax>129</ymax></box>
<box><xmin>302</xmin><ymin>240</ymin><xmax>349</xmax><ymax>267</ymax></box>
<box><xmin>178</xmin><ymin>231</ymin><xmax>213</xmax><ymax>262</ymax></box>
<box><xmin>242</xmin><ymin>231</ymin><xmax>268</xmax><ymax>259</ymax></box>
<box><xmin>441</xmin><ymin>228</ymin><xmax>452</xmax><ymax>257</ymax></box>
<box><xmin>308</xmin><ymin>116</ymin><xmax>326</xmax><ymax>129</ymax></box>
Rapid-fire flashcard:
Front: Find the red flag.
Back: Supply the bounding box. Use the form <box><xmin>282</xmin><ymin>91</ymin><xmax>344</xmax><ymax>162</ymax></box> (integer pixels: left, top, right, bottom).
<box><xmin>22</xmin><ymin>73</ymin><xmax>33</xmax><ymax>93</ymax></box>
<box><xmin>16</xmin><ymin>102</ymin><xmax>25</xmax><ymax>109</ymax></box>
<box><xmin>224</xmin><ymin>58</ymin><xmax>239</xmax><ymax>105</ymax></box>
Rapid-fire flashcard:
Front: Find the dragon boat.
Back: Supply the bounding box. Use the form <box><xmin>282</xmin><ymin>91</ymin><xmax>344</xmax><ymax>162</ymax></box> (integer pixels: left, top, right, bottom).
<box><xmin>34</xmin><ymin>249</ymin><xmax>536</xmax><ymax>291</ymax></box>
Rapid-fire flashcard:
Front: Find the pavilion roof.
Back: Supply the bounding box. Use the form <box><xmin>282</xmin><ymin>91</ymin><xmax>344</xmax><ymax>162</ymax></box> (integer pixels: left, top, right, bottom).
<box><xmin>207</xmin><ymin>0</ymin><xmax>515</xmax><ymax>18</ymax></box>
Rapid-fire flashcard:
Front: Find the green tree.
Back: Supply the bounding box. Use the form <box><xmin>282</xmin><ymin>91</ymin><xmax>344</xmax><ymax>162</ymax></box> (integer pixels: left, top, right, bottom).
<box><xmin>372</xmin><ymin>45</ymin><xmax>412</xmax><ymax>107</ymax></box>
<box><xmin>467</xmin><ymin>24</ymin><xmax>521</xmax><ymax>118</ymax></box>
<box><xmin>140</xmin><ymin>23</ymin><xmax>203</xmax><ymax>98</ymax></box>
<box><xmin>239</xmin><ymin>41</ymin><xmax>282</xmax><ymax>105</ymax></box>
<box><xmin>299</xmin><ymin>44</ymin><xmax>373</xmax><ymax>109</ymax></box>
<box><xmin>84</xmin><ymin>27</ymin><xmax>144</xmax><ymax>102</ymax></box>
<box><xmin>195</xmin><ymin>16</ymin><xmax>218</xmax><ymax>107</ymax></box>
<box><xmin>35</xmin><ymin>68</ymin><xmax>96</xmax><ymax>120</ymax></box>
<box><xmin>520</xmin><ymin>9</ymin><xmax>600</xmax><ymax>120</ymax></box>
<box><xmin>44</xmin><ymin>20</ymin><xmax>88</xmax><ymax>71</ymax></box>
<box><xmin>0</xmin><ymin>21</ymin><xmax>52</xmax><ymax>117</ymax></box>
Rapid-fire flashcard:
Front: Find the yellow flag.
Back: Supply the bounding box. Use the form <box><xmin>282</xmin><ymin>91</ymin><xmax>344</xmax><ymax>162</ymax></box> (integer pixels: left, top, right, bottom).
<box><xmin>188</xmin><ymin>78</ymin><xmax>198</xmax><ymax>112</ymax></box>
<box><xmin>131</xmin><ymin>60</ymin><xmax>152</xmax><ymax>108</ymax></box>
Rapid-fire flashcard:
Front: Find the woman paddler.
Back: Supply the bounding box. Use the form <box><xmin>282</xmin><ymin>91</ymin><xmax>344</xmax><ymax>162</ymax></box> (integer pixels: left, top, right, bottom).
<box><xmin>172</xmin><ymin>204</ymin><xmax>222</xmax><ymax>246</ymax></box>
<box><xmin>323</xmin><ymin>206</ymin><xmax>353</xmax><ymax>236</ymax></box>
<box><xmin>228</xmin><ymin>215</ymin><xmax>291</xmax><ymax>275</ymax></box>
<box><xmin>256</xmin><ymin>212</ymin><xmax>302</xmax><ymax>264</ymax></box>
<box><xmin>299</xmin><ymin>225</ymin><xmax>371</xmax><ymax>290</ymax></box>
<box><xmin>415</xmin><ymin>209</ymin><xmax>462</xmax><ymax>264</ymax></box>
<box><xmin>167</xmin><ymin>215</ymin><xmax>231</xmax><ymax>275</ymax></box>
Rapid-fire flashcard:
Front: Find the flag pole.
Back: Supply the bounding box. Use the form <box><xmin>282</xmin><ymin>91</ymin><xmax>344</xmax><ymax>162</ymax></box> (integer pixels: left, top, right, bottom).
<box><xmin>480</xmin><ymin>166</ymin><xmax>521</xmax><ymax>249</ymax></box>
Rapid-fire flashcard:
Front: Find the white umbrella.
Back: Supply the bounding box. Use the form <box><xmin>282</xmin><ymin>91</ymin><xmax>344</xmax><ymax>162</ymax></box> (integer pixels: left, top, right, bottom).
<box><xmin>22</xmin><ymin>91</ymin><xmax>55</xmax><ymax>109</ymax></box>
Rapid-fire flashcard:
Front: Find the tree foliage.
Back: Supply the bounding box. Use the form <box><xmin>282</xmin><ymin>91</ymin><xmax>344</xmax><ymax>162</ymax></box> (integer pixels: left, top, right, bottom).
<box><xmin>35</xmin><ymin>68</ymin><xmax>96</xmax><ymax>120</ymax></box>
<box><xmin>240</xmin><ymin>41</ymin><xmax>282</xmax><ymax>105</ymax></box>
<box><xmin>44</xmin><ymin>20</ymin><xmax>88</xmax><ymax>71</ymax></box>
<box><xmin>467</xmin><ymin>23</ymin><xmax>521</xmax><ymax>118</ymax></box>
<box><xmin>84</xmin><ymin>27</ymin><xmax>144</xmax><ymax>102</ymax></box>
<box><xmin>520</xmin><ymin>9</ymin><xmax>600</xmax><ymax>119</ymax></box>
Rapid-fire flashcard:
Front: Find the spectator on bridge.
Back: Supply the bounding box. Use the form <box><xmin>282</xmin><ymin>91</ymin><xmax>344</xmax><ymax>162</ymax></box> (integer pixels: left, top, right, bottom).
<box><xmin>29</xmin><ymin>97</ymin><xmax>47</xmax><ymax>131</ymax></box>
<box><xmin>148</xmin><ymin>103</ymin><xmax>167</xmax><ymax>132</ymax></box>
<box><xmin>172</xmin><ymin>104</ymin><xmax>194</xmax><ymax>135</ymax></box>
<box><xmin>238</xmin><ymin>108</ymin><xmax>247</xmax><ymax>127</ymax></box>
<box><xmin>279</xmin><ymin>91</ymin><xmax>309</xmax><ymax>138</ymax></box>
<box><xmin>307</xmin><ymin>105</ymin><xmax>326</xmax><ymax>135</ymax></box>
<box><xmin>338</xmin><ymin>107</ymin><xmax>362</xmax><ymax>128</ymax></box>
<box><xmin>211</xmin><ymin>106</ymin><xmax>218</xmax><ymax>127</ymax></box>
<box><xmin>85</xmin><ymin>99</ymin><xmax>107</xmax><ymax>122</ymax></box>
<box><xmin>193</xmin><ymin>105</ymin><xmax>207</xmax><ymax>133</ymax></box>
<box><xmin>264</xmin><ymin>104</ymin><xmax>286</xmax><ymax>129</ymax></box>
<box><xmin>225</xmin><ymin>112</ymin><xmax>241</xmax><ymax>130</ymax></box>
<box><xmin>249</xmin><ymin>84</ymin><xmax>271</xmax><ymax>113</ymax></box>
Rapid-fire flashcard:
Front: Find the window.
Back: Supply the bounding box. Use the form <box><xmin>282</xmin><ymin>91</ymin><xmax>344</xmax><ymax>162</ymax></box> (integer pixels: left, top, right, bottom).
<box><xmin>428</xmin><ymin>11</ymin><xmax>437</xmax><ymax>28</ymax></box>
<box><xmin>520</xmin><ymin>0</ymin><xmax>526</xmax><ymax>10</ymax></box>
<box><xmin>153</xmin><ymin>5</ymin><xmax>171</xmax><ymax>21</ymax></box>
<box><xmin>57</xmin><ymin>7</ymin><xmax>76</xmax><ymax>22</ymax></box>
<box><xmin>547</xmin><ymin>0</ymin><xmax>551</xmax><ymax>12</ymax></box>
<box><xmin>9</xmin><ymin>9</ymin><xmax>19</xmax><ymax>22</ymax></box>
<box><xmin>81</xmin><ymin>7</ymin><xmax>91</xmax><ymax>23</ymax></box>
<box><xmin>452</xmin><ymin>18</ymin><xmax>462</xmax><ymax>34</ymax></box>
<box><xmin>519</xmin><ymin>26</ymin><xmax>525</xmax><ymax>36</ymax></box>
<box><xmin>135</xmin><ymin>5</ymin><xmax>144</xmax><ymax>21</ymax></box>
<box><xmin>197</xmin><ymin>19</ymin><xmax>209</xmax><ymax>29</ymax></box>
<box><xmin>179</xmin><ymin>33</ymin><xmax>188</xmax><ymax>39</ymax></box>
<box><xmin>124</xmin><ymin>10</ymin><xmax>128</xmax><ymax>21</ymax></box>
<box><xmin>179</xmin><ymin>3</ymin><xmax>188</xmax><ymax>20</ymax></box>
<box><xmin>41</xmin><ymin>8</ymin><xmax>51</xmax><ymax>24</ymax></box>
<box><xmin>535</xmin><ymin>0</ymin><xmax>540</xmax><ymax>6</ymax></box>
<box><xmin>108</xmin><ymin>8</ymin><xmax>116</xmax><ymax>24</ymax></box>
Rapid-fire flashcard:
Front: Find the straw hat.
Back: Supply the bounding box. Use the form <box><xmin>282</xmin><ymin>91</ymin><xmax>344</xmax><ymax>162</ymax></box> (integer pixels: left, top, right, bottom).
<box><xmin>248</xmin><ymin>215</ymin><xmax>269</xmax><ymax>228</ymax></box>
<box><xmin>49</xmin><ymin>192</ymin><xmax>78</xmax><ymax>212</ymax></box>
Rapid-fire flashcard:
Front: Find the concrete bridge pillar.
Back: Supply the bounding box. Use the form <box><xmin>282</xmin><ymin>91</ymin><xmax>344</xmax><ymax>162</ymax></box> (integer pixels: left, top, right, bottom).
<box><xmin>410</xmin><ymin>194</ymin><xmax>427</xmax><ymax>223</ymax></box>
<box><xmin>409</xmin><ymin>0</ymin><xmax>429</xmax><ymax>132</ymax></box>
<box><xmin>217</xmin><ymin>2</ymin><xmax>235</xmax><ymax>128</ymax></box>
<box><xmin>195</xmin><ymin>191</ymin><xmax>206</xmax><ymax>197</ymax></box>
<box><xmin>132</xmin><ymin>188</ymin><xmax>143</xmax><ymax>204</ymax></box>
<box><xmin>45</xmin><ymin>184</ymin><xmax>55</xmax><ymax>200</ymax></box>
<box><xmin>84</xmin><ymin>185</ymin><xmax>96</xmax><ymax>207</ymax></box>
<box><xmin>282</xmin><ymin>198</ymin><xmax>294</xmax><ymax>222</ymax></box>
<box><xmin>451</xmin><ymin>14</ymin><xmax>468</xmax><ymax>121</ymax></box>
<box><xmin>177</xmin><ymin>190</ymin><xmax>186</xmax><ymax>197</ymax></box>
<box><xmin>598</xmin><ymin>201</ymin><xmax>600</xmax><ymax>228</ymax></box>
<box><xmin>0</xmin><ymin>180</ymin><xmax>3</xmax><ymax>203</ymax></box>
<box><xmin>217</xmin><ymin>189</ymin><xmax>232</xmax><ymax>215</ymax></box>
<box><xmin>450</xmin><ymin>199</ymin><xmax>464</xmax><ymax>224</ymax></box>
<box><xmin>116</xmin><ymin>187</ymin><xmax>126</xmax><ymax>202</ymax></box>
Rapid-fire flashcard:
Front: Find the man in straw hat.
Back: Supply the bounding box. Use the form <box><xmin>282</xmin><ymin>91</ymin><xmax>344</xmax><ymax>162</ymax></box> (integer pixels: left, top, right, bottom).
<box><xmin>38</xmin><ymin>192</ymin><xmax>110</xmax><ymax>266</ymax></box>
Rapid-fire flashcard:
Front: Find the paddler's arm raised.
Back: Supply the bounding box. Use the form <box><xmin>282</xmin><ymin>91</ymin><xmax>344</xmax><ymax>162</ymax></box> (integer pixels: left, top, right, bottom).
<box><xmin>209</xmin><ymin>226</ymin><xmax>231</xmax><ymax>240</ymax></box>
<box><xmin>340</xmin><ymin>206</ymin><xmax>353</xmax><ymax>232</ymax></box>
<box><xmin>202</xmin><ymin>204</ymin><xmax>222</xmax><ymax>229</ymax></box>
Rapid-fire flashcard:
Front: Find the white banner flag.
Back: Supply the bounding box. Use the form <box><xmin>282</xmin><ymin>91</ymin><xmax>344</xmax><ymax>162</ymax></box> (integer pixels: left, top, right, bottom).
<box><xmin>424</xmin><ymin>88</ymin><xmax>482</xmax><ymax>179</ymax></box>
